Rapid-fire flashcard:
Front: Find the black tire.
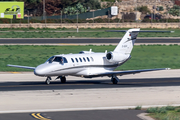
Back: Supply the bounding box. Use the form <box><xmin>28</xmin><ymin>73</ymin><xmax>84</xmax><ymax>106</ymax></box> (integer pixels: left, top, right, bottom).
<box><xmin>46</xmin><ymin>77</ymin><xmax>51</xmax><ymax>85</ymax></box>
<box><xmin>112</xmin><ymin>78</ymin><xmax>118</xmax><ymax>84</ymax></box>
<box><xmin>61</xmin><ymin>77</ymin><xmax>66</xmax><ymax>83</ymax></box>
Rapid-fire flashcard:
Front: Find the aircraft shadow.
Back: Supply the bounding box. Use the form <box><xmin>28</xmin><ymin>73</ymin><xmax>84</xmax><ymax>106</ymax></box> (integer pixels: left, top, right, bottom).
<box><xmin>0</xmin><ymin>77</ymin><xmax>180</xmax><ymax>91</ymax></box>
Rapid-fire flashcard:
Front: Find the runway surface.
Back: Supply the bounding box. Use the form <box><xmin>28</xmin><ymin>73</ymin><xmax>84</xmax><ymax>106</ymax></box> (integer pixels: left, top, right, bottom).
<box><xmin>0</xmin><ymin>38</ymin><xmax>180</xmax><ymax>44</ymax></box>
<box><xmin>0</xmin><ymin>70</ymin><xmax>180</xmax><ymax>120</ymax></box>
<box><xmin>0</xmin><ymin>69</ymin><xmax>180</xmax><ymax>91</ymax></box>
<box><xmin>1</xmin><ymin>77</ymin><xmax>180</xmax><ymax>91</ymax></box>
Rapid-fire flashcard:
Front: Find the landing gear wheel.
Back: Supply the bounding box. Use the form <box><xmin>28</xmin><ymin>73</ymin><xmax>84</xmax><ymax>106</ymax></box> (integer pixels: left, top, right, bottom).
<box><xmin>60</xmin><ymin>76</ymin><xmax>66</xmax><ymax>83</ymax></box>
<box><xmin>112</xmin><ymin>78</ymin><xmax>118</xmax><ymax>84</ymax></box>
<box><xmin>45</xmin><ymin>77</ymin><xmax>51</xmax><ymax>85</ymax></box>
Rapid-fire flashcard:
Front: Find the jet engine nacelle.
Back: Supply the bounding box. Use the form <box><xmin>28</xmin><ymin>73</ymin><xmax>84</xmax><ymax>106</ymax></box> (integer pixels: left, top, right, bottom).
<box><xmin>106</xmin><ymin>52</ymin><xmax>127</xmax><ymax>63</ymax></box>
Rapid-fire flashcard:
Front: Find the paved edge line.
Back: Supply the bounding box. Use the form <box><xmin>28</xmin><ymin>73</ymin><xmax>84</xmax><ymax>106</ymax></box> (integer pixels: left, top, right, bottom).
<box><xmin>137</xmin><ymin>113</ymin><xmax>155</xmax><ymax>120</ymax></box>
<box><xmin>0</xmin><ymin>104</ymin><xmax>180</xmax><ymax>114</ymax></box>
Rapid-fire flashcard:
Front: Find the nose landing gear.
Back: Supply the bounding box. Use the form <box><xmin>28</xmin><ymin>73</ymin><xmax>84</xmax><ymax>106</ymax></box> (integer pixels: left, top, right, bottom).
<box><xmin>45</xmin><ymin>76</ymin><xmax>51</xmax><ymax>85</ymax></box>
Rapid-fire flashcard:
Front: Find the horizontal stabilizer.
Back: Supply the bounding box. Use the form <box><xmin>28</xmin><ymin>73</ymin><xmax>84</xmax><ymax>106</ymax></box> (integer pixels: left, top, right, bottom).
<box><xmin>106</xmin><ymin>30</ymin><xmax>174</xmax><ymax>33</ymax></box>
<box><xmin>7</xmin><ymin>64</ymin><xmax>35</xmax><ymax>70</ymax></box>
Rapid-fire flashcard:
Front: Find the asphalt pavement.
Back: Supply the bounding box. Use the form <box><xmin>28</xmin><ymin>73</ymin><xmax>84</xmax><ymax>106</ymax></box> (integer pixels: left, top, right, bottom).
<box><xmin>0</xmin><ymin>109</ymin><xmax>144</xmax><ymax>120</ymax></box>
<box><xmin>1</xmin><ymin>77</ymin><xmax>180</xmax><ymax>91</ymax></box>
<box><xmin>0</xmin><ymin>38</ymin><xmax>180</xmax><ymax>44</ymax></box>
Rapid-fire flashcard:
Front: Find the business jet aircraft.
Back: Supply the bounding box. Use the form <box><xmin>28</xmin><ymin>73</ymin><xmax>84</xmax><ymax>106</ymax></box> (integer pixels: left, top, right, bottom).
<box><xmin>7</xmin><ymin>28</ymin><xmax>171</xmax><ymax>85</ymax></box>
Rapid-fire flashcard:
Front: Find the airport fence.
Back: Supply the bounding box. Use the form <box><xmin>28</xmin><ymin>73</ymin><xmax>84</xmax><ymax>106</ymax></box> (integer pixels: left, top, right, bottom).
<box><xmin>0</xmin><ymin>6</ymin><xmax>180</xmax><ymax>26</ymax></box>
<box><xmin>24</xmin><ymin>7</ymin><xmax>111</xmax><ymax>21</ymax></box>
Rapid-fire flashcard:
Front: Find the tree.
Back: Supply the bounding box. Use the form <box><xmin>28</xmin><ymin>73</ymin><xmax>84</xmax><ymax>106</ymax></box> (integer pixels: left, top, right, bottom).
<box><xmin>82</xmin><ymin>0</ymin><xmax>101</xmax><ymax>10</ymax></box>
<box><xmin>168</xmin><ymin>5</ymin><xmax>180</xmax><ymax>16</ymax></box>
<box><xmin>137</xmin><ymin>6</ymin><xmax>150</xmax><ymax>14</ymax></box>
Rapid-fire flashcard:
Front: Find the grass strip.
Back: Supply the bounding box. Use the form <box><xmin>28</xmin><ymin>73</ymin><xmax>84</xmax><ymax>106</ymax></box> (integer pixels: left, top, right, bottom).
<box><xmin>1</xmin><ymin>44</ymin><xmax>179</xmax><ymax>71</ymax></box>
<box><xmin>0</xmin><ymin>28</ymin><xmax>179</xmax><ymax>38</ymax></box>
<box><xmin>147</xmin><ymin>106</ymin><xmax>180</xmax><ymax>120</ymax></box>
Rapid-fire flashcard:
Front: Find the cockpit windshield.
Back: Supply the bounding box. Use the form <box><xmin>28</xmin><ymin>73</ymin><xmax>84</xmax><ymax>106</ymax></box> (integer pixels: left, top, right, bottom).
<box><xmin>47</xmin><ymin>56</ymin><xmax>68</xmax><ymax>64</ymax></box>
<box><xmin>48</xmin><ymin>56</ymin><xmax>55</xmax><ymax>63</ymax></box>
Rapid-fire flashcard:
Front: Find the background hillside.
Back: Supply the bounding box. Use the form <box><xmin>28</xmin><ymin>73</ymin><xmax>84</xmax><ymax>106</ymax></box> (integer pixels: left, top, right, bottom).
<box><xmin>0</xmin><ymin>0</ymin><xmax>101</xmax><ymax>16</ymax></box>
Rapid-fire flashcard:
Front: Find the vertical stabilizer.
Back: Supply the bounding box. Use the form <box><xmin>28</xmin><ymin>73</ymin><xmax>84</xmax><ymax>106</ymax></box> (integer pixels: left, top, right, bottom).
<box><xmin>113</xmin><ymin>28</ymin><xmax>140</xmax><ymax>55</ymax></box>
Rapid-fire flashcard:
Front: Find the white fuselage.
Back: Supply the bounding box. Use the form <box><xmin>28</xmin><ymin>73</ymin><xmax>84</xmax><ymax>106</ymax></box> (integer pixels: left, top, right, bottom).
<box><xmin>34</xmin><ymin>52</ymin><xmax>130</xmax><ymax>77</ymax></box>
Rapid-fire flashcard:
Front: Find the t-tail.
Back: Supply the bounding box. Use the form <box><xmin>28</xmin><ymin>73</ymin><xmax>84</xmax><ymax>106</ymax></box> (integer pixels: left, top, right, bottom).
<box><xmin>105</xmin><ymin>28</ymin><xmax>173</xmax><ymax>63</ymax></box>
<box><xmin>113</xmin><ymin>28</ymin><xmax>140</xmax><ymax>55</ymax></box>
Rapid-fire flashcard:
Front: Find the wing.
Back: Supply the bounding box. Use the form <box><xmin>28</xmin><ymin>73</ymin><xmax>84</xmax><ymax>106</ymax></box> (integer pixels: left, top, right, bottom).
<box><xmin>87</xmin><ymin>68</ymin><xmax>170</xmax><ymax>77</ymax></box>
<box><xmin>7</xmin><ymin>64</ymin><xmax>35</xmax><ymax>70</ymax></box>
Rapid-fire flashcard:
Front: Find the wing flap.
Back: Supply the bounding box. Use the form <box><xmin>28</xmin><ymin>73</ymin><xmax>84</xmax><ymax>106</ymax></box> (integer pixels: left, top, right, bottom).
<box><xmin>7</xmin><ymin>64</ymin><xmax>35</xmax><ymax>70</ymax></box>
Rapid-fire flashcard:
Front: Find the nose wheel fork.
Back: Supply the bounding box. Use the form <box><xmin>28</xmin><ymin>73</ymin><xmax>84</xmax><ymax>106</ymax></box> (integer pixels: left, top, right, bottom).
<box><xmin>45</xmin><ymin>76</ymin><xmax>51</xmax><ymax>85</ymax></box>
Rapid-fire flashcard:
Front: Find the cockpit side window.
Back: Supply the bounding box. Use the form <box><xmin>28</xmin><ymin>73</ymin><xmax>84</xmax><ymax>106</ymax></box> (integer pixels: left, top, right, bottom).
<box><xmin>53</xmin><ymin>57</ymin><xmax>63</xmax><ymax>64</ymax></box>
<box><xmin>63</xmin><ymin>57</ymin><xmax>68</xmax><ymax>63</ymax></box>
<box><xmin>47</xmin><ymin>56</ymin><xmax>67</xmax><ymax>64</ymax></box>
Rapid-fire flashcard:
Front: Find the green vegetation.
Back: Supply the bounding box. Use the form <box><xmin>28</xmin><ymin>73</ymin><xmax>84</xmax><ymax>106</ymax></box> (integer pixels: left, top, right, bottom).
<box><xmin>157</xmin><ymin>6</ymin><xmax>164</xmax><ymax>11</ymax></box>
<box><xmin>64</xmin><ymin>0</ymin><xmax>101</xmax><ymax>15</ymax></box>
<box><xmin>0</xmin><ymin>28</ymin><xmax>179</xmax><ymax>38</ymax></box>
<box><xmin>135</xmin><ymin>106</ymin><xmax>142</xmax><ymax>110</ymax></box>
<box><xmin>136</xmin><ymin>6</ymin><xmax>150</xmax><ymax>14</ymax></box>
<box><xmin>147</xmin><ymin>106</ymin><xmax>180</xmax><ymax>120</ymax></box>
<box><xmin>1</xmin><ymin>44</ymin><xmax>180</xmax><ymax>71</ymax></box>
<box><xmin>168</xmin><ymin>5</ymin><xmax>180</xmax><ymax>16</ymax></box>
<box><xmin>64</xmin><ymin>3</ymin><xmax>87</xmax><ymax>15</ymax></box>
<box><xmin>101</xmin><ymin>0</ymin><xmax>115</xmax><ymax>2</ymax></box>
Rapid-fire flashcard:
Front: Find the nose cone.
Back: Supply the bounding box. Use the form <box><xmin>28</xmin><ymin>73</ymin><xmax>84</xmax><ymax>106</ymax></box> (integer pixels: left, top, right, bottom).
<box><xmin>34</xmin><ymin>64</ymin><xmax>47</xmax><ymax>76</ymax></box>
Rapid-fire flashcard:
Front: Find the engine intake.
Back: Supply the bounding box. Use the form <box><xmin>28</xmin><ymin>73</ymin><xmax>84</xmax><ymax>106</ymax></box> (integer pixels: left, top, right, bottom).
<box><xmin>106</xmin><ymin>52</ymin><xmax>113</xmax><ymax>60</ymax></box>
<box><xmin>106</xmin><ymin>52</ymin><xmax>127</xmax><ymax>63</ymax></box>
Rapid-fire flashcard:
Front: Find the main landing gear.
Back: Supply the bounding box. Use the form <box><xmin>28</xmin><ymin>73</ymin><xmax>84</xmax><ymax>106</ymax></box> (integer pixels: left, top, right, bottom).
<box><xmin>111</xmin><ymin>75</ymin><xmax>120</xmax><ymax>84</ymax></box>
<box><xmin>60</xmin><ymin>76</ymin><xmax>66</xmax><ymax>83</ymax></box>
<box><xmin>45</xmin><ymin>76</ymin><xmax>66</xmax><ymax>85</ymax></box>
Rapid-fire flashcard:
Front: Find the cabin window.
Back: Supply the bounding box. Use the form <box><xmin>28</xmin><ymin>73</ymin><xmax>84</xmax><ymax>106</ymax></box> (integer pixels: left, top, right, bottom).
<box><xmin>79</xmin><ymin>58</ymin><xmax>82</xmax><ymax>62</ymax></box>
<box><xmin>71</xmin><ymin>58</ymin><xmax>74</xmax><ymax>63</ymax></box>
<box><xmin>83</xmin><ymin>57</ymin><xmax>86</xmax><ymax>62</ymax></box>
<box><xmin>87</xmin><ymin>57</ymin><xmax>90</xmax><ymax>62</ymax></box>
<box><xmin>90</xmin><ymin>57</ymin><xmax>94</xmax><ymax>61</ymax></box>
<box><xmin>75</xmin><ymin>58</ymin><xmax>78</xmax><ymax>62</ymax></box>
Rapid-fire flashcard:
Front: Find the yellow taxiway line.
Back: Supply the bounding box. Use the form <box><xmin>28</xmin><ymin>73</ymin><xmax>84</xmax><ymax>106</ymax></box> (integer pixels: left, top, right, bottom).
<box><xmin>31</xmin><ymin>113</ymin><xmax>51</xmax><ymax>120</ymax></box>
<box><xmin>10</xmin><ymin>72</ymin><xmax>21</xmax><ymax>74</ymax></box>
